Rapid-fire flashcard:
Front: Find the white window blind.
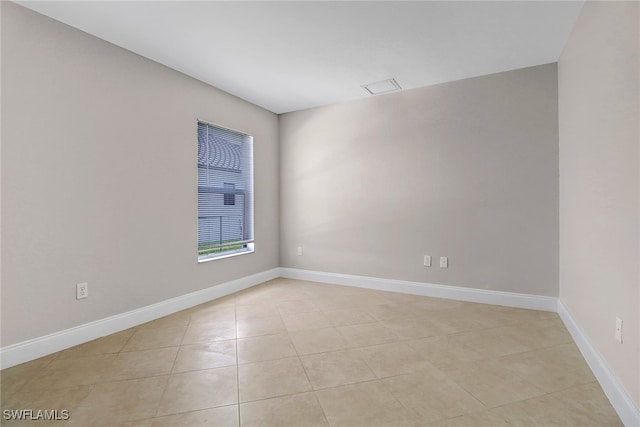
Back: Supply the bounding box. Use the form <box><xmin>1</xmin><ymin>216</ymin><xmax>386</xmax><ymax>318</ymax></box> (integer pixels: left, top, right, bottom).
<box><xmin>197</xmin><ymin>121</ymin><xmax>254</xmax><ymax>261</ymax></box>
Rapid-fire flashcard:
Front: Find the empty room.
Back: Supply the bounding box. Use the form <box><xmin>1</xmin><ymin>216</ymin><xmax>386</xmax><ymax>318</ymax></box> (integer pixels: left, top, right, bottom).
<box><xmin>1</xmin><ymin>1</ymin><xmax>638</xmax><ymax>426</ymax></box>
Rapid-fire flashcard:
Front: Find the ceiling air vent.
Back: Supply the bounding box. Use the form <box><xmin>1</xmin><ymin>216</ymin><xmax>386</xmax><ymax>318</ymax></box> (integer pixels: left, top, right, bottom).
<box><xmin>362</xmin><ymin>78</ymin><xmax>401</xmax><ymax>95</ymax></box>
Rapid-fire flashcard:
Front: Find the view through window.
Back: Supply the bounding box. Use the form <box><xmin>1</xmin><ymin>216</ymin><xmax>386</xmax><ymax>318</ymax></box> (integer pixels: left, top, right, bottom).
<box><xmin>197</xmin><ymin>121</ymin><xmax>254</xmax><ymax>261</ymax></box>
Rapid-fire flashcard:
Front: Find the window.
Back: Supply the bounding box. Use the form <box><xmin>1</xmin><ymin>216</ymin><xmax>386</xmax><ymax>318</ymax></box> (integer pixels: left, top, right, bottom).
<box><xmin>223</xmin><ymin>183</ymin><xmax>236</xmax><ymax>206</ymax></box>
<box><xmin>197</xmin><ymin>121</ymin><xmax>254</xmax><ymax>261</ymax></box>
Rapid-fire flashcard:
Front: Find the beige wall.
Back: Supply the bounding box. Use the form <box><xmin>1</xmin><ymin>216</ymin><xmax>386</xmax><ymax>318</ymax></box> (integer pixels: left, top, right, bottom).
<box><xmin>1</xmin><ymin>3</ymin><xmax>280</xmax><ymax>346</ymax></box>
<box><xmin>559</xmin><ymin>1</ymin><xmax>640</xmax><ymax>405</ymax></box>
<box><xmin>280</xmin><ymin>64</ymin><xmax>559</xmax><ymax>296</ymax></box>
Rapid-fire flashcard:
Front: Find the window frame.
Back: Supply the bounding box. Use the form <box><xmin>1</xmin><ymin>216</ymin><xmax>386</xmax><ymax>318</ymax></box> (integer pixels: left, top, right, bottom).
<box><xmin>197</xmin><ymin>120</ymin><xmax>254</xmax><ymax>263</ymax></box>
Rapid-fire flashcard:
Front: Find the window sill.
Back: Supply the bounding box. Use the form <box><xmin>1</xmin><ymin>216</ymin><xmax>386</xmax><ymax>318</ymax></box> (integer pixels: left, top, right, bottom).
<box><xmin>198</xmin><ymin>245</ymin><xmax>254</xmax><ymax>263</ymax></box>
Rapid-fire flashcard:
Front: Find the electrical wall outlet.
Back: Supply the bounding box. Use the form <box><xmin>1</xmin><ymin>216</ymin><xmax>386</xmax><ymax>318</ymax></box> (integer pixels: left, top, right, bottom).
<box><xmin>615</xmin><ymin>317</ymin><xmax>623</xmax><ymax>343</ymax></box>
<box><xmin>297</xmin><ymin>246</ymin><xmax>303</xmax><ymax>256</ymax></box>
<box><xmin>423</xmin><ymin>255</ymin><xmax>432</xmax><ymax>267</ymax></box>
<box><xmin>76</xmin><ymin>282</ymin><xmax>88</xmax><ymax>300</ymax></box>
<box><xmin>440</xmin><ymin>256</ymin><xmax>448</xmax><ymax>268</ymax></box>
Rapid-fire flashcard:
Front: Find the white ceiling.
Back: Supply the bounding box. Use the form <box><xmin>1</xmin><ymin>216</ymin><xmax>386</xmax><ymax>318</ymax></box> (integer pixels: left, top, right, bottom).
<box><xmin>17</xmin><ymin>1</ymin><xmax>584</xmax><ymax>114</ymax></box>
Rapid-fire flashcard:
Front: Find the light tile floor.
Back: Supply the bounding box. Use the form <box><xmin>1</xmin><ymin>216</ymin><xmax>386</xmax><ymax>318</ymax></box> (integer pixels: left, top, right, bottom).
<box><xmin>0</xmin><ymin>278</ymin><xmax>623</xmax><ymax>426</ymax></box>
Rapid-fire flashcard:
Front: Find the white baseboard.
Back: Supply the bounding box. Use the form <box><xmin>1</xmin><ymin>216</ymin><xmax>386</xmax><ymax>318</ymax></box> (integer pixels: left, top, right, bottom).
<box><xmin>280</xmin><ymin>268</ymin><xmax>558</xmax><ymax>312</ymax></box>
<box><xmin>557</xmin><ymin>301</ymin><xmax>640</xmax><ymax>427</ymax></box>
<box><xmin>0</xmin><ymin>268</ymin><xmax>280</xmax><ymax>369</ymax></box>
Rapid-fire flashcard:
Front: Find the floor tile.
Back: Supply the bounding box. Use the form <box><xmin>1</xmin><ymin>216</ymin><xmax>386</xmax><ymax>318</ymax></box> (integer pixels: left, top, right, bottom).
<box><xmin>264</xmin><ymin>287</ymin><xmax>313</xmax><ymax>302</ymax></box>
<box><xmin>508</xmin><ymin>317</ymin><xmax>573</xmax><ymax>349</ymax></box>
<box><xmin>56</xmin><ymin>329</ymin><xmax>136</xmax><ymax>359</ymax></box>
<box><xmin>487</xmin><ymin>305</ymin><xmax>559</xmax><ymax>324</ymax></box>
<box><xmin>109</xmin><ymin>347</ymin><xmax>178</xmax><ymax>381</ymax></box>
<box><xmin>336</xmin><ymin>322</ymin><xmax>399</xmax><ymax>347</ymax></box>
<box><xmin>237</xmin><ymin>333</ymin><xmax>297</xmax><ymax>364</ymax></box>
<box><xmin>289</xmin><ymin>328</ymin><xmax>349</xmax><ymax>355</ymax></box>
<box><xmin>315</xmin><ymin>380</ymin><xmax>423</xmax><ymax>427</ymax></box>
<box><xmin>312</xmin><ymin>297</ymin><xmax>358</xmax><ymax>311</ymax></box>
<box><xmin>420</xmin><ymin>308</ymin><xmax>486</xmax><ymax>333</ymax></box>
<box><xmin>300</xmin><ymin>349</ymin><xmax>377</xmax><ymax>389</ymax></box>
<box><xmin>281</xmin><ymin>310</ymin><xmax>333</xmax><ymax>331</ymax></box>
<box><xmin>1</xmin><ymin>415</ymin><xmax>152</xmax><ymax>427</ymax></box>
<box><xmin>110</xmin><ymin>420</ymin><xmax>153</xmax><ymax>427</ymax></box>
<box><xmin>71</xmin><ymin>376</ymin><xmax>168</xmax><ymax>425</ymax></box>
<box><xmin>382</xmin><ymin>369</ymin><xmax>485</xmax><ymax>423</ymax></box>
<box><xmin>238</xmin><ymin>357</ymin><xmax>311</xmax><ymax>402</ymax></box>
<box><xmin>234</xmin><ymin>290</ymin><xmax>273</xmax><ymax>306</ymax></box>
<box><xmin>122</xmin><ymin>326</ymin><xmax>187</xmax><ymax>351</ymax></box>
<box><xmin>276</xmin><ymin>299</ymin><xmax>320</xmax><ymax>314</ymax></box>
<box><xmin>380</xmin><ymin>317</ymin><xmax>456</xmax><ymax>340</ymax></box>
<box><xmin>377</xmin><ymin>291</ymin><xmax>424</xmax><ymax>304</ymax></box>
<box><xmin>189</xmin><ymin>304</ymin><xmax>236</xmax><ymax>324</ymax></box>
<box><xmin>442</xmin><ymin>359</ymin><xmax>545</xmax><ymax>408</ymax></box>
<box><xmin>22</xmin><ymin>354</ymin><xmax>117</xmax><ymax>390</ymax></box>
<box><xmin>449</xmin><ymin>325</ymin><xmax>534</xmax><ymax>358</ymax></box>
<box><xmin>406</xmin><ymin>335</ymin><xmax>485</xmax><ymax>369</ymax></box>
<box><xmin>182</xmin><ymin>321</ymin><xmax>235</xmax><ymax>344</ymax></box>
<box><xmin>452</xmin><ymin>304</ymin><xmax>521</xmax><ymax>329</ymax></box>
<box><xmin>138</xmin><ymin>311</ymin><xmax>192</xmax><ymax>330</ymax></box>
<box><xmin>430</xmin><ymin>410</ymin><xmax>511</xmax><ymax>427</ymax></box>
<box><xmin>172</xmin><ymin>341</ymin><xmax>237</xmax><ymax>373</ymax></box>
<box><xmin>236</xmin><ymin>302</ymin><xmax>280</xmax><ymax>320</ymax></box>
<box><xmin>549</xmin><ymin>382</ymin><xmax>623</xmax><ymax>426</ymax></box>
<box><xmin>237</xmin><ymin>316</ymin><xmax>286</xmax><ymax>338</ymax></box>
<box><xmin>240</xmin><ymin>392</ymin><xmax>328</xmax><ymax>427</ymax></box>
<box><xmin>304</xmin><ymin>284</ymin><xmax>360</xmax><ymax>299</ymax></box>
<box><xmin>408</xmin><ymin>297</ymin><xmax>469</xmax><ymax>313</ymax></box>
<box><xmin>323</xmin><ymin>308</ymin><xmax>377</xmax><ymax>327</ymax></box>
<box><xmin>151</xmin><ymin>405</ymin><xmax>239</xmax><ymax>427</ymax></box>
<box><xmin>354</xmin><ymin>342</ymin><xmax>433</xmax><ymax>378</ymax></box>
<box><xmin>1</xmin><ymin>384</ymin><xmax>94</xmax><ymax>414</ymax></box>
<box><xmin>346</xmin><ymin>293</ymin><xmax>390</xmax><ymax>307</ymax></box>
<box><xmin>491</xmin><ymin>393</ymin><xmax>615</xmax><ymax>426</ymax></box>
<box><xmin>1</xmin><ymin>359</ymin><xmax>53</xmax><ymax>398</ymax></box>
<box><xmin>366</xmin><ymin>303</ymin><xmax>415</xmax><ymax>321</ymax></box>
<box><xmin>156</xmin><ymin>367</ymin><xmax>237</xmax><ymax>416</ymax></box>
<box><xmin>495</xmin><ymin>343</ymin><xmax>596</xmax><ymax>393</ymax></box>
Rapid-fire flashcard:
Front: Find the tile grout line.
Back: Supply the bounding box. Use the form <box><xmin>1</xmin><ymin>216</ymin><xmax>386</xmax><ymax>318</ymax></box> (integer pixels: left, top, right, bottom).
<box><xmin>284</xmin><ymin>296</ymin><xmax>333</xmax><ymax>427</ymax></box>
<box><xmin>149</xmin><ymin>309</ymin><xmax>194</xmax><ymax>421</ymax></box>
<box><xmin>363</xmin><ymin>304</ymin><xmax>487</xmax><ymax>419</ymax></box>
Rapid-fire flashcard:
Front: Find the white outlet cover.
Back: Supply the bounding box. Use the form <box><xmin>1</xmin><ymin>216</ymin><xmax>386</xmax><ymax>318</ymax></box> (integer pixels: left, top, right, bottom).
<box><xmin>440</xmin><ymin>257</ymin><xmax>448</xmax><ymax>268</ymax></box>
<box><xmin>423</xmin><ymin>255</ymin><xmax>432</xmax><ymax>267</ymax></box>
<box><xmin>615</xmin><ymin>317</ymin><xmax>623</xmax><ymax>343</ymax></box>
<box><xmin>76</xmin><ymin>282</ymin><xmax>88</xmax><ymax>300</ymax></box>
